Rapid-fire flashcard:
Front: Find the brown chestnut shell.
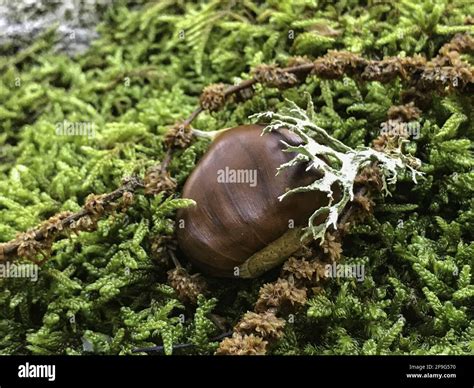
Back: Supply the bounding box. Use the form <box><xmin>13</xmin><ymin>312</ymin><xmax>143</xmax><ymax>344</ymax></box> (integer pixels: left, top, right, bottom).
<box><xmin>176</xmin><ymin>124</ymin><xmax>333</xmax><ymax>277</ymax></box>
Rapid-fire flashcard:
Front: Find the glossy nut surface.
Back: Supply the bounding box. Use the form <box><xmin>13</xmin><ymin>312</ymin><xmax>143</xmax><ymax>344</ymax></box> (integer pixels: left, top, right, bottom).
<box><xmin>176</xmin><ymin>124</ymin><xmax>332</xmax><ymax>277</ymax></box>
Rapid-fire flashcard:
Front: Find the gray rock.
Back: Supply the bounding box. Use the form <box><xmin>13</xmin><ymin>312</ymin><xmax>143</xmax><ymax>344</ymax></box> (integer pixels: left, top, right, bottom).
<box><xmin>0</xmin><ymin>0</ymin><xmax>112</xmax><ymax>55</ymax></box>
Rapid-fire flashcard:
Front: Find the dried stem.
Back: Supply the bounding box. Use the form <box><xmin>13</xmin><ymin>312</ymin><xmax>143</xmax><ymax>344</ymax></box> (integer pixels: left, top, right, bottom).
<box><xmin>0</xmin><ymin>176</ymin><xmax>144</xmax><ymax>262</ymax></box>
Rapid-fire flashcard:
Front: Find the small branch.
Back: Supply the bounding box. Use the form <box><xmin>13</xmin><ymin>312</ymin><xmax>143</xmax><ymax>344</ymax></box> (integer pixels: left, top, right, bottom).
<box><xmin>0</xmin><ymin>176</ymin><xmax>144</xmax><ymax>263</ymax></box>
<box><xmin>183</xmin><ymin>107</ymin><xmax>204</xmax><ymax>127</ymax></box>
<box><xmin>223</xmin><ymin>78</ymin><xmax>257</xmax><ymax>96</ymax></box>
<box><xmin>160</xmin><ymin>148</ymin><xmax>173</xmax><ymax>173</ymax></box>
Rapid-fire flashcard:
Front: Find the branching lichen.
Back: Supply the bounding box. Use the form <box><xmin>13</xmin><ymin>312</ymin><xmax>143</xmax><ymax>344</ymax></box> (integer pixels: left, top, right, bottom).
<box><xmin>253</xmin><ymin>98</ymin><xmax>423</xmax><ymax>242</ymax></box>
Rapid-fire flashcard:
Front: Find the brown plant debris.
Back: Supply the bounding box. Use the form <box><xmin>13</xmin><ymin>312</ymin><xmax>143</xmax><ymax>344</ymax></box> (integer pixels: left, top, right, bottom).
<box><xmin>354</xmin><ymin>165</ymin><xmax>384</xmax><ymax>192</ymax></box>
<box><xmin>437</xmin><ymin>33</ymin><xmax>474</xmax><ymax>62</ymax></box>
<box><xmin>312</xmin><ymin>50</ymin><xmax>368</xmax><ymax>79</ymax></box>
<box><xmin>167</xmin><ymin>267</ymin><xmax>207</xmax><ymax>305</ymax></box>
<box><xmin>420</xmin><ymin>61</ymin><xmax>473</xmax><ymax>92</ymax></box>
<box><xmin>0</xmin><ymin>176</ymin><xmax>144</xmax><ymax>263</ymax></box>
<box><xmin>310</xmin><ymin>50</ymin><xmax>473</xmax><ymax>92</ymax></box>
<box><xmin>351</xmin><ymin>193</ymin><xmax>376</xmax><ymax>224</ymax></box>
<box><xmin>282</xmin><ymin>255</ymin><xmax>335</xmax><ymax>288</ymax></box>
<box><xmin>353</xmin><ymin>193</ymin><xmax>375</xmax><ymax>214</ymax></box>
<box><xmin>320</xmin><ymin>233</ymin><xmax>342</xmax><ymax>262</ymax></box>
<box><xmin>164</xmin><ymin>122</ymin><xmax>193</xmax><ymax>149</ymax></box>
<box><xmin>282</xmin><ymin>257</ymin><xmax>317</xmax><ymax>282</ymax></box>
<box><xmin>84</xmin><ymin>194</ymin><xmax>107</xmax><ymax>216</ymax></box>
<box><xmin>287</xmin><ymin>55</ymin><xmax>313</xmax><ymax>68</ymax></box>
<box><xmin>199</xmin><ymin>83</ymin><xmax>227</xmax><ymax>111</ymax></box>
<box><xmin>372</xmin><ymin>133</ymin><xmax>398</xmax><ymax>153</ymax></box>
<box><xmin>72</xmin><ymin>214</ymin><xmax>99</xmax><ymax>233</ymax></box>
<box><xmin>234</xmin><ymin>311</ymin><xmax>286</xmax><ymax>341</ymax></box>
<box><xmin>144</xmin><ymin>165</ymin><xmax>177</xmax><ymax>195</ymax></box>
<box><xmin>38</xmin><ymin>211</ymin><xmax>74</xmax><ymax>239</ymax></box>
<box><xmin>16</xmin><ymin>230</ymin><xmax>49</xmax><ymax>262</ymax></box>
<box><xmin>252</xmin><ymin>64</ymin><xmax>298</xmax><ymax>88</ymax></box>
<box><xmin>387</xmin><ymin>102</ymin><xmax>422</xmax><ymax>122</ymax></box>
<box><xmin>361</xmin><ymin>55</ymin><xmax>427</xmax><ymax>83</ymax></box>
<box><xmin>423</xmin><ymin>34</ymin><xmax>474</xmax><ymax>91</ymax></box>
<box><xmin>255</xmin><ymin>278</ymin><xmax>307</xmax><ymax>313</ymax></box>
<box><xmin>120</xmin><ymin>191</ymin><xmax>134</xmax><ymax>211</ymax></box>
<box><xmin>215</xmin><ymin>333</ymin><xmax>268</xmax><ymax>355</ymax></box>
<box><xmin>12</xmin><ymin>211</ymin><xmax>85</xmax><ymax>262</ymax></box>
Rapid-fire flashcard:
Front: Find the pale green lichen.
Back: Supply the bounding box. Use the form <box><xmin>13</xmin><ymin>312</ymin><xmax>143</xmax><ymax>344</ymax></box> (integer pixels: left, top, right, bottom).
<box><xmin>253</xmin><ymin>98</ymin><xmax>423</xmax><ymax>242</ymax></box>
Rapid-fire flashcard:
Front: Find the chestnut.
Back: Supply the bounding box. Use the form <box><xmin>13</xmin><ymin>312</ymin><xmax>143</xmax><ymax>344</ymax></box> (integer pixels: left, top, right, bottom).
<box><xmin>176</xmin><ymin>124</ymin><xmax>338</xmax><ymax>278</ymax></box>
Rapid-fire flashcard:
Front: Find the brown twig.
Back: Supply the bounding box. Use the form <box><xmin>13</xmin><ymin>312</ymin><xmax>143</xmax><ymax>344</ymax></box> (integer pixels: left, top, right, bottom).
<box><xmin>0</xmin><ymin>176</ymin><xmax>144</xmax><ymax>263</ymax></box>
<box><xmin>185</xmin><ymin>36</ymin><xmax>472</xmax><ymax>137</ymax></box>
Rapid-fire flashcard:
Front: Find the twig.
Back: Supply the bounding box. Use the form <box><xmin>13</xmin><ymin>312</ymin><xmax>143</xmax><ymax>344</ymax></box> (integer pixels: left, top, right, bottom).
<box><xmin>0</xmin><ymin>176</ymin><xmax>144</xmax><ymax>262</ymax></box>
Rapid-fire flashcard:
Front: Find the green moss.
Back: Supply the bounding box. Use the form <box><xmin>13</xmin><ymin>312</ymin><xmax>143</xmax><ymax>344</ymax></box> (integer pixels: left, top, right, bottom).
<box><xmin>0</xmin><ymin>0</ymin><xmax>473</xmax><ymax>355</ymax></box>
